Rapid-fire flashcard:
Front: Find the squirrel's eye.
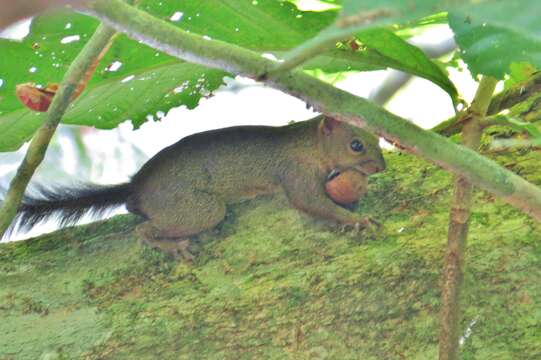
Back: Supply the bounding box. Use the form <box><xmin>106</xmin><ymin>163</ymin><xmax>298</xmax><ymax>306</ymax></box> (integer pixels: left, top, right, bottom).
<box><xmin>350</xmin><ymin>139</ymin><xmax>364</xmax><ymax>152</ymax></box>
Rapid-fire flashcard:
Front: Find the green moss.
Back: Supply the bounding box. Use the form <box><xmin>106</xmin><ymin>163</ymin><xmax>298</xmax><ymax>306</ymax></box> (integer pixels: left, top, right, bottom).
<box><xmin>1</xmin><ymin>151</ymin><xmax>540</xmax><ymax>359</ymax></box>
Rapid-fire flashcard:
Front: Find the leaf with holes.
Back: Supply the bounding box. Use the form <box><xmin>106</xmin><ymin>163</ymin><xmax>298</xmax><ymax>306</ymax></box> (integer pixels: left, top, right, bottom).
<box><xmin>0</xmin><ymin>10</ymin><xmax>229</xmax><ymax>151</ymax></box>
<box><xmin>0</xmin><ymin>1</ymin><xmax>339</xmax><ymax>152</ymax></box>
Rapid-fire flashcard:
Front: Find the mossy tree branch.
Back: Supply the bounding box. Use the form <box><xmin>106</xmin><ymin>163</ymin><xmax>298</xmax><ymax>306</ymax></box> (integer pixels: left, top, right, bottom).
<box><xmin>439</xmin><ymin>76</ymin><xmax>498</xmax><ymax>360</ymax></box>
<box><xmin>2</xmin><ymin>149</ymin><xmax>539</xmax><ymax>358</ymax></box>
<box><xmin>0</xmin><ymin>24</ymin><xmax>116</xmax><ymax>238</ymax></box>
<box><xmin>85</xmin><ymin>0</ymin><xmax>541</xmax><ymax>222</ymax></box>
<box><xmin>487</xmin><ymin>72</ymin><xmax>541</xmax><ymax>114</ymax></box>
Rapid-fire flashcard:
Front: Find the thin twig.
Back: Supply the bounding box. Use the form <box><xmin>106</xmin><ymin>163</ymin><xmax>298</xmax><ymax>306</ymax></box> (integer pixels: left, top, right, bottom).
<box><xmin>265</xmin><ymin>8</ymin><xmax>395</xmax><ymax>77</ymax></box>
<box><xmin>439</xmin><ymin>76</ymin><xmax>498</xmax><ymax>360</ymax></box>
<box><xmin>0</xmin><ymin>24</ymin><xmax>116</xmax><ymax>238</ymax></box>
<box><xmin>433</xmin><ymin>72</ymin><xmax>541</xmax><ymax>136</ymax></box>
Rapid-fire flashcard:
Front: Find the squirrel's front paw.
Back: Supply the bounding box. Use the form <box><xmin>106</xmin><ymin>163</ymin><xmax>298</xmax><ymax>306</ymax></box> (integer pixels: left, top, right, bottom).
<box><xmin>339</xmin><ymin>217</ymin><xmax>382</xmax><ymax>237</ymax></box>
<box><xmin>358</xmin><ymin>216</ymin><xmax>382</xmax><ymax>230</ymax></box>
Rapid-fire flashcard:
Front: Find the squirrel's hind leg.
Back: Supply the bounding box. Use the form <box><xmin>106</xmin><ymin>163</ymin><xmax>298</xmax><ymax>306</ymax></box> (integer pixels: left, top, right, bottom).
<box><xmin>135</xmin><ymin>191</ymin><xmax>226</xmax><ymax>260</ymax></box>
<box><xmin>136</xmin><ymin>223</ymin><xmax>195</xmax><ymax>260</ymax></box>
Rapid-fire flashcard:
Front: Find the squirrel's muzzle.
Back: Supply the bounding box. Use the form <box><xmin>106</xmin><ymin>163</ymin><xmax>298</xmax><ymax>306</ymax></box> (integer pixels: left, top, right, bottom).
<box><xmin>356</xmin><ymin>156</ymin><xmax>386</xmax><ymax>175</ymax></box>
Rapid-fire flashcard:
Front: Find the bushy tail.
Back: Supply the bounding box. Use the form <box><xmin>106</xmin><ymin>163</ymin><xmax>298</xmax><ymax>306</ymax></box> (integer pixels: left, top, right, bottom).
<box><xmin>4</xmin><ymin>183</ymin><xmax>131</xmax><ymax>237</ymax></box>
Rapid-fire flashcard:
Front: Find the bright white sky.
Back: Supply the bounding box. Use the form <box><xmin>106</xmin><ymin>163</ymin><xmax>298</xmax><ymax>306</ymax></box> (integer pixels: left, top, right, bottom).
<box><xmin>0</xmin><ymin>15</ymin><xmax>482</xmax><ymax>241</ymax></box>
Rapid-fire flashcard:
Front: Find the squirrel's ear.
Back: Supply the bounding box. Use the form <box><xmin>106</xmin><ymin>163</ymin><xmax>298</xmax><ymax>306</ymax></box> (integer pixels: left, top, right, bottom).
<box><xmin>319</xmin><ymin>116</ymin><xmax>341</xmax><ymax>136</ymax></box>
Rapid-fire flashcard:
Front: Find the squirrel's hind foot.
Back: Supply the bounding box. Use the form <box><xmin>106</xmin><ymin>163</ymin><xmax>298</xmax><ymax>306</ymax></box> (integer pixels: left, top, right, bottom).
<box><xmin>136</xmin><ymin>223</ymin><xmax>195</xmax><ymax>261</ymax></box>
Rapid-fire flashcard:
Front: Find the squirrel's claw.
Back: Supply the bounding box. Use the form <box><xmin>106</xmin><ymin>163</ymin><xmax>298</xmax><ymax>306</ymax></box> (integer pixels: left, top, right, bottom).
<box><xmin>339</xmin><ymin>216</ymin><xmax>382</xmax><ymax>236</ymax></box>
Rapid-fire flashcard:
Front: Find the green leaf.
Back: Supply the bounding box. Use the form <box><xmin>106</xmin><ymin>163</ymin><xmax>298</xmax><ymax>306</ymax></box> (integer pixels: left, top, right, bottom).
<box><xmin>503</xmin><ymin>62</ymin><xmax>537</xmax><ymax>90</ymax></box>
<box><xmin>274</xmin><ymin>0</ymin><xmax>465</xmax><ymax>100</ymax></box>
<box><xmin>277</xmin><ymin>0</ymin><xmax>466</xmax><ymax>64</ymax></box>
<box><xmin>449</xmin><ymin>0</ymin><xmax>541</xmax><ymax>78</ymax></box>
<box><xmin>295</xmin><ymin>27</ymin><xmax>458</xmax><ymax>101</ymax></box>
<box><xmin>0</xmin><ymin>10</ymin><xmax>228</xmax><ymax>152</ymax></box>
<box><xmin>0</xmin><ymin>1</ymin><xmax>338</xmax><ymax>152</ymax></box>
<box><xmin>139</xmin><ymin>0</ymin><xmax>337</xmax><ymax>49</ymax></box>
<box><xmin>339</xmin><ymin>0</ymin><xmax>446</xmax><ymax>23</ymax></box>
<box><xmin>298</xmin><ymin>49</ymin><xmax>383</xmax><ymax>73</ymax></box>
<box><xmin>355</xmin><ymin>28</ymin><xmax>456</xmax><ymax>101</ymax></box>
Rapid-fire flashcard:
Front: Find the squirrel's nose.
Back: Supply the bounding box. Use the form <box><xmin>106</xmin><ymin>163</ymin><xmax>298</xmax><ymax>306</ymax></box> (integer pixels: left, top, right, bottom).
<box><xmin>365</xmin><ymin>162</ymin><xmax>384</xmax><ymax>174</ymax></box>
<box><xmin>358</xmin><ymin>156</ymin><xmax>385</xmax><ymax>175</ymax></box>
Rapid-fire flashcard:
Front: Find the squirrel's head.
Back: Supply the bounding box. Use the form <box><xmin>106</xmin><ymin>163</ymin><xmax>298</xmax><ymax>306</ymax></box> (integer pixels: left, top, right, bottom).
<box><xmin>318</xmin><ymin>116</ymin><xmax>385</xmax><ymax>175</ymax></box>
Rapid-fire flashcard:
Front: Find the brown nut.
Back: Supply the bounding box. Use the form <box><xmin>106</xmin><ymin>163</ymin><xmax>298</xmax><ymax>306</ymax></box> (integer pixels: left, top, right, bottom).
<box><xmin>325</xmin><ymin>169</ymin><xmax>368</xmax><ymax>205</ymax></box>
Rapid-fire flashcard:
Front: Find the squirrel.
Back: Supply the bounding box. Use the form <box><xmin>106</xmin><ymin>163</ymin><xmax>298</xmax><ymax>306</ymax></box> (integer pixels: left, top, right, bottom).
<box><xmin>6</xmin><ymin>115</ymin><xmax>385</xmax><ymax>259</ymax></box>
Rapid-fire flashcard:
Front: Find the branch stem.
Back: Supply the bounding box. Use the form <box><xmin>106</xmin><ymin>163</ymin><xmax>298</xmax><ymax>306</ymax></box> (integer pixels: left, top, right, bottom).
<box><xmin>433</xmin><ymin>72</ymin><xmax>541</xmax><ymax>136</ymax></box>
<box><xmin>439</xmin><ymin>76</ymin><xmax>498</xmax><ymax>360</ymax></box>
<box><xmin>0</xmin><ymin>24</ymin><xmax>116</xmax><ymax>237</ymax></box>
